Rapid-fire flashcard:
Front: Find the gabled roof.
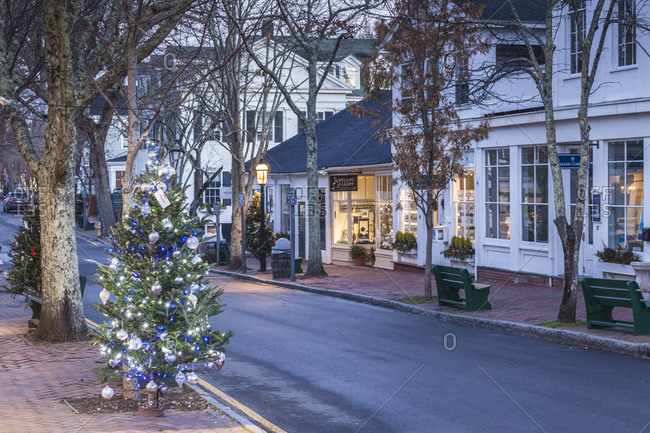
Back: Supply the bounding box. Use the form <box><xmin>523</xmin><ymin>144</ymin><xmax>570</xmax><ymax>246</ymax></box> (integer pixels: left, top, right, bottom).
<box><xmin>274</xmin><ymin>37</ymin><xmax>376</xmax><ymax>63</ymax></box>
<box><xmin>257</xmin><ymin>93</ymin><xmax>392</xmax><ymax>174</ymax></box>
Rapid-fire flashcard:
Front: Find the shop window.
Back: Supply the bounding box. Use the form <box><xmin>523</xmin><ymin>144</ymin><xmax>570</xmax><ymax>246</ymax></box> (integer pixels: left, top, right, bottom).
<box><xmin>351</xmin><ymin>175</ymin><xmax>376</xmax><ymax>244</ymax></box>
<box><xmin>376</xmin><ymin>176</ymin><xmax>393</xmax><ymax>250</ymax></box>
<box><xmin>400</xmin><ymin>189</ymin><xmax>418</xmax><ymax>235</ymax></box>
<box><xmin>485</xmin><ymin>148</ymin><xmax>510</xmax><ymax>239</ymax></box>
<box><xmin>454</xmin><ymin>170</ymin><xmax>475</xmax><ymax>240</ymax></box>
<box><xmin>521</xmin><ymin>147</ymin><xmax>548</xmax><ymax>242</ymax></box>
<box><xmin>333</xmin><ymin>190</ymin><xmax>349</xmax><ymax>244</ymax></box>
<box><xmin>266</xmin><ymin>185</ymin><xmax>274</xmax><ymax>228</ymax></box>
<box><xmin>608</xmin><ymin>140</ymin><xmax>643</xmax><ymax>251</ymax></box>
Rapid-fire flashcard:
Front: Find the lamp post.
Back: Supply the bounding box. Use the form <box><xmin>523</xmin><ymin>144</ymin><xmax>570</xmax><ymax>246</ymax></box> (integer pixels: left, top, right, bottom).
<box><xmin>255</xmin><ymin>161</ymin><xmax>270</xmax><ymax>272</ymax></box>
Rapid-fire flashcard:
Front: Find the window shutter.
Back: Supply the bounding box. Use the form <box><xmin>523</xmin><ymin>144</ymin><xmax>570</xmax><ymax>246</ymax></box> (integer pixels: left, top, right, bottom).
<box><xmin>274</xmin><ymin>111</ymin><xmax>283</xmax><ymax>143</ymax></box>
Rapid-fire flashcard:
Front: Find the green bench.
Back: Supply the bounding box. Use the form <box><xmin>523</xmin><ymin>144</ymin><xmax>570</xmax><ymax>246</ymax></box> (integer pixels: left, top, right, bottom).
<box><xmin>433</xmin><ymin>265</ymin><xmax>491</xmax><ymax>311</ymax></box>
<box><xmin>581</xmin><ymin>278</ymin><xmax>650</xmax><ymax>335</ymax></box>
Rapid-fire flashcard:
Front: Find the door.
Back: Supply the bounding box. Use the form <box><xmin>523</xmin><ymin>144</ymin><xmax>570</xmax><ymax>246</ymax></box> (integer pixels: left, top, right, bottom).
<box><xmin>298</xmin><ymin>202</ymin><xmax>306</xmax><ymax>258</ymax></box>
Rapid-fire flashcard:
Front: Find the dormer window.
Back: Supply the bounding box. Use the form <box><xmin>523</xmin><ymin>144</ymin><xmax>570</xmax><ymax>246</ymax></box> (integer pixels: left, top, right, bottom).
<box><xmin>617</xmin><ymin>0</ymin><xmax>636</xmax><ymax>67</ymax></box>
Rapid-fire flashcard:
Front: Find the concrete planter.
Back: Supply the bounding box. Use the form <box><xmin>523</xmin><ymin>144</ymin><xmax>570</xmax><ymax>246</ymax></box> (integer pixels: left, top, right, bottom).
<box><xmin>449</xmin><ymin>258</ymin><xmax>475</xmax><ymax>276</ymax></box>
<box><xmin>599</xmin><ymin>260</ymin><xmax>635</xmax><ymax>279</ymax></box>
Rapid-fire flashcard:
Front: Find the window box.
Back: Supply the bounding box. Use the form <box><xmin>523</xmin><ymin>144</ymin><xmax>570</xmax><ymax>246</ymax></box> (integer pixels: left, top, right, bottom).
<box><xmin>598</xmin><ymin>260</ymin><xmax>635</xmax><ymax>279</ymax></box>
<box><xmin>449</xmin><ymin>258</ymin><xmax>475</xmax><ymax>277</ymax></box>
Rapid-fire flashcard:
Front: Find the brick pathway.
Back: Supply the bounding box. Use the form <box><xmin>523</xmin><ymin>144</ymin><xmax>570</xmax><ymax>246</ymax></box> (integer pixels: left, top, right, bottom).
<box><xmin>218</xmin><ymin>259</ymin><xmax>650</xmax><ymax>345</ymax></box>
<box><xmin>0</xmin><ymin>293</ymin><xmax>250</xmax><ymax>433</ymax></box>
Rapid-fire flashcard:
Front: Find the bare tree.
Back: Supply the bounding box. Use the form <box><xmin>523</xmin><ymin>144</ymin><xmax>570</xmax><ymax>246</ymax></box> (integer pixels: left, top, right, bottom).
<box><xmin>0</xmin><ymin>0</ymin><xmax>196</xmax><ymax>342</ymax></box>
<box><xmin>231</xmin><ymin>0</ymin><xmax>381</xmax><ymax>277</ymax></box>
<box><xmin>500</xmin><ymin>0</ymin><xmax>617</xmax><ymax>322</ymax></box>
<box><xmin>357</xmin><ymin>0</ymin><xmax>490</xmax><ymax>300</ymax></box>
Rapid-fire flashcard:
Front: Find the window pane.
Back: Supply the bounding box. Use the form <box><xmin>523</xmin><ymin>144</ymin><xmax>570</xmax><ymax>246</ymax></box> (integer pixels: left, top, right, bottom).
<box><xmin>609</xmin><ymin>162</ymin><xmax>626</xmax><ymax>205</ymax></box>
<box><xmin>608</xmin><ymin>206</ymin><xmax>625</xmax><ymax>248</ymax></box>
<box><xmin>627</xmin><ymin>165</ymin><xmax>643</xmax><ymax>206</ymax></box>
<box><xmin>499</xmin><ymin>204</ymin><xmax>510</xmax><ymax>239</ymax></box>
<box><xmin>487</xmin><ymin>167</ymin><xmax>497</xmax><ymax>202</ymax></box>
<box><xmin>521</xmin><ymin>147</ymin><xmax>534</xmax><ymax>164</ymax></box>
<box><xmin>536</xmin><ymin>205</ymin><xmax>548</xmax><ymax>242</ymax></box>
<box><xmin>536</xmin><ymin>165</ymin><xmax>548</xmax><ymax>203</ymax></box>
<box><xmin>628</xmin><ymin>140</ymin><xmax>643</xmax><ymax>161</ymax></box>
<box><xmin>333</xmin><ymin>200</ymin><xmax>349</xmax><ymax>244</ymax></box>
<box><xmin>498</xmin><ymin>167</ymin><xmax>510</xmax><ymax>201</ymax></box>
<box><xmin>487</xmin><ymin>149</ymin><xmax>496</xmax><ymax>166</ymax></box>
<box><xmin>609</xmin><ymin>141</ymin><xmax>625</xmax><ymax>160</ymax></box>
<box><xmin>522</xmin><ymin>204</ymin><xmax>535</xmax><ymax>241</ymax></box>
<box><xmin>486</xmin><ymin>203</ymin><xmax>498</xmax><ymax>238</ymax></box>
<box><xmin>498</xmin><ymin>148</ymin><xmax>509</xmax><ymax>164</ymax></box>
<box><xmin>522</xmin><ymin>166</ymin><xmax>534</xmax><ymax>203</ymax></box>
<box><xmin>537</xmin><ymin>146</ymin><xmax>548</xmax><ymax>164</ymax></box>
<box><xmin>628</xmin><ymin>207</ymin><xmax>643</xmax><ymax>251</ymax></box>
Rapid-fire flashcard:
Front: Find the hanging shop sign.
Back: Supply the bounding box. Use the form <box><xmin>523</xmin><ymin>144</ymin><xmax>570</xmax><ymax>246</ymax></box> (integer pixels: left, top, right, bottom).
<box><xmin>330</xmin><ymin>175</ymin><xmax>358</xmax><ymax>191</ymax></box>
<box><xmin>558</xmin><ymin>154</ymin><xmax>581</xmax><ymax>169</ymax></box>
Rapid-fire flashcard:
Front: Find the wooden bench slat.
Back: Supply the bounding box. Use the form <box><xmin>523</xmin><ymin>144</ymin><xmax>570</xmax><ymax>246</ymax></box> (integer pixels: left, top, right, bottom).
<box><xmin>433</xmin><ymin>265</ymin><xmax>491</xmax><ymax>312</ymax></box>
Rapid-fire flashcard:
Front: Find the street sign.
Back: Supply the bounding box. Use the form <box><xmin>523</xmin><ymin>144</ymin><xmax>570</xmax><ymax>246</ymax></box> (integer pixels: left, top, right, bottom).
<box><xmin>558</xmin><ymin>154</ymin><xmax>581</xmax><ymax>169</ymax></box>
<box><xmin>214</xmin><ymin>201</ymin><xmax>221</xmax><ymax>217</ymax></box>
<box><xmin>287</xmin><ymin>188</ymin><xmax>297</xmax><ymax>206</ymax></box>
<box><xmin>238</xmin><ymin>192</ymin><xmax>245</xmax><ymax>207</ymax></box>
<box><xmin>592</xmin><ymin>192</ymin><xmax>601</xmax><ymax>223</ymax></box>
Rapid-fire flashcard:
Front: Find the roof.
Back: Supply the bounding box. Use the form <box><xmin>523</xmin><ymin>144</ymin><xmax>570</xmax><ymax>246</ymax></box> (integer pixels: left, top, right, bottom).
<box><xmin>472</xmin><ymin>0</ymin><xmax>545</xmax><ymax>23</ymax></box>
<box><xmin>275</xmin><ymin>37</ymin><xmax>376</xmax><ymax>63</ymax></box>
<box><xmin>256</xmin><ymin>94</ymin><xmax>392</xmax><ymax>174</ymax></box>
<box><xmin>107</xmin><ymin>154</ymin><xmax>127</xmax><ymax>163</ymax></box>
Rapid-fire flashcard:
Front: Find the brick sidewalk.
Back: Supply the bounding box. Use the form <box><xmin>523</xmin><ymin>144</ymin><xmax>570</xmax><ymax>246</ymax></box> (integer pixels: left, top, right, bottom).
<box><xmin>217</xmin><ymin>259</ymin><xmax>650</xmax><ymax>345</ymax></box>
<box><xmin>0</xmin><ymin>293</ymin><xmax>251</xmax><ymax>433</ymax></box>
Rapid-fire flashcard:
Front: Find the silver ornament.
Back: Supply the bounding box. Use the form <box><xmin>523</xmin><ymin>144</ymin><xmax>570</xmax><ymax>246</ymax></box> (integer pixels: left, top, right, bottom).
<box><xmin>159</xmin><ymin>383</ymin><xmax>169</xmax><ymax>396</ymax></box>
<box><xmin>186</xmin><ymin>236</ymin><xmax>199</xmax><ymax>250</ymax></box>
<box><xmin>108</xmin><ymin>357</ymin><xmax>120</xmax><ymax>368</ymax></box>
<box><xmin>189</xmin><ymin>283</ymin><xmax>200</xmax><ymax>293</ymax></box>
<box><xmin>99</xmin><ymin>288</ymin><xmax>110</xmax><ymax>305</ymax></box>
<box><xmin>146</xmin><ymin>380</ymin><xmax>158</xmax><ymax>392</ymax></box>
<box><xmin>175</xmin><ymin>373</ymin><xmax>186</xmax><ymax>388</ymax></box>
<box><xmin>174</xmin><ymin>276</ymin><xmax>183</xmax><ymax>284</ymax></box>
<box><xmin>205</xmin><ymin>361</ymin><xmax>215</xmax><ymax>372</ymax></box>
<box><xmin>187</xmin><ymin>294</ymin><xmax>198</xmax><ymax>309</ymax></box>
<box><xmin>165</xmin><ymin>166</ymin><xmax>176</xmax><ymax>176</ymax></box>
<box><xmin>173</xmin><ymin>250</ymin><xmax>181</xmax><ymax>258</ymax></box>
<box><xmin>116</xmin><ymin>329</ymin><xmax>128</xmax><ymax>341</ymax></box>
<box><xmin>159</xmin><ymin>332</ymin><xmax>168</xmax><ymax>341</ymax></box>
<box><xmin>151</xmin><ymin>281</ymin><xmax>162</xmax><ymax>295</ymax></box>
<box><xmin>163</xmin><ymin>220</ymin><xmax>174</xmax><ymax>232</ymax></box>
<box><xmin>191</xmin><ymin>255</ymin><xmax>202</xmax><ymax>264</ymax></box>
<box><xmin>141</xmin><ymin>203</ymin><xmax>151</xmax><ymax>216</ymax></box>
<box><xmin>186</xmin><ymin>372</ymin><xmax>199</xmax><ymax>385</ymax></box>
<box><xmin>157</xmin><ymin>166</ymin><xmax>168</xmax><ymax>177</ymax></box>
<box><xmin>165</xmin><ymin>353</ymin><xmax>177</xmax><ymax>364</ymax></box>
<box><xmin>216</xmin><ymin>352</ymin><xmax>225</xmax><ymax>371</ymax></box>
<box><xmin>109</xmin><ymin>258</ymin><xmax>120</xmax><ymax>270</ymax></box>
<box><xmin>157</xmin><ymin>182</ymin><xmax>168</xmax><ymax>192</ymax></box>
<box><xmin>148</xmin><ymin>150</ymin><xmax>158</xmax><ymax>160</ymax></box>
<box><xmin>101</xmin><ymin>385</ymin><xmax>114</xmax><ymax>400</ymax></box>
<box><xmin>148</xmin><ymin>231</ymin><xmax>160</xmax><ymax>243</ymax></box>
<box><xmin>128</xmin><ymin>336</ymin><xmax>143</xmax><ymax>351</ymax></box>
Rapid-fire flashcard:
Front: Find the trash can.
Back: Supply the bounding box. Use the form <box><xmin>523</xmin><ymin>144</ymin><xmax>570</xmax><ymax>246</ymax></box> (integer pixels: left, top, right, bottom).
<box><xmin>271</xmin><ymin>238</ymin><xmax>291</xmax><ymax>279</ymax></box>
<box><xmin>219</xmin><ymin>242</ymin><xmax>230</xmax><ymax>265</ymax></box>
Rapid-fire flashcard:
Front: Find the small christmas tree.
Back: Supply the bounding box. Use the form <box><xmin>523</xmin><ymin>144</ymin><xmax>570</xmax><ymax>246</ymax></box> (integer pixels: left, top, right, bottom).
<box><xmin>245</xmin><ymin>191</ymin><xmax>274</xmax><ymax>258</ymax></box>
<box><xmin>5</xmin><ymin>197</ymin><xmax>41</xmax><ymax>298</ymax></box>
<box><xmin>92</xmin><ymin>150</ymin><xmax>233</xmax><ymax>414</ymax></box>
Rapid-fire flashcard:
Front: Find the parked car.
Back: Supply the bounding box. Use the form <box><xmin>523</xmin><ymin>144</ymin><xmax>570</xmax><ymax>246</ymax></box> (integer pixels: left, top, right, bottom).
<box><xmin>3</xmin><ymin>192</ymin><xmax>31</xmax><ymax>213</ymax></box>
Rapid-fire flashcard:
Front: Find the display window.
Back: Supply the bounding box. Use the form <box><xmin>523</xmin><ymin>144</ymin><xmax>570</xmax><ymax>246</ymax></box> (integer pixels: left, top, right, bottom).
<box><xmin>608</xmin><ymin>140</ymin><xmax>643</xmax><ymax>251</ymax></box>
<box><xmin>454</xmin><ymin>170</ymin><xmax>475</xmax><ymax>240</ymax></box>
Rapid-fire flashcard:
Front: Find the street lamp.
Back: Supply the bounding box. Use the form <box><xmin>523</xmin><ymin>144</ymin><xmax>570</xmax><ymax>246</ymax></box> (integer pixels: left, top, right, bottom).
<box><xmin>255</xmin><ymin>161</ymin><xmax>270</xmax><ymax>271</ymax></box>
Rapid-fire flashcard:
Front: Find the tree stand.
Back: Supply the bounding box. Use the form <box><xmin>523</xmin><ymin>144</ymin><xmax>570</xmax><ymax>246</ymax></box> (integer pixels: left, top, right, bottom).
<box><xmin>138</xmin><ymin>384</ymin><xmax>164</xmax><ymax>417</ymax></box>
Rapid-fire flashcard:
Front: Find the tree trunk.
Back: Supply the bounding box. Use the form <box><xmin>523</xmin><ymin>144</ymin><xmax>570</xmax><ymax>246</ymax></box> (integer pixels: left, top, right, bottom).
<box><xmin>229</xmin><ymin>154</ymin><xmax>244</xmax><ymax>270</ymax></box>
<box><xmin>304</xmin><ymin>57</ymin><xmax>325</xmax><ymax>277</ymax></box>
<box><xmin>424</xmin><ymin>208</ymin><xmax>434</xmax><ymax>301</ymax></box>
<box><xmin>122</xmin><ymin>1</ymin><xmax>138</xmax><ymax>217</ymax></box>
<box><xmin>557</xmin><ymin>223</ymin><xmax>579</xmax><ymax>322</ymax></box>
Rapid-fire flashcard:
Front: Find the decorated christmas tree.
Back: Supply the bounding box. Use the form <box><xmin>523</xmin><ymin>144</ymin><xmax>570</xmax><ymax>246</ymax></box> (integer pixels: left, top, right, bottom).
<box><xmin>92</xmin><ymin>151</ymin><xmax>233</xmax><ymax>414</ymax></box>
<box><xmin>245</xmin><ymin>191</ymin><xmax>274</xmax><ymax>258</ymax></box>
<box><xmin>5</xmin><ymin>197</ymin><xmax>41</xmax><ymax>298</ymax></box>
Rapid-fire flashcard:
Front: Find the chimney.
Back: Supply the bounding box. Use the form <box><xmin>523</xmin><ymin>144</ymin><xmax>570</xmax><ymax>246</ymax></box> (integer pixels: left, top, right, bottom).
<box><xmin>261</xmin><ymin>21</ymin><xmax>274</xmax><ymax>39</ymax></box>
<box><xmin>375</xmin><ymin>19</ymin><xmax>388</xmax><ymax>45</ymax></box>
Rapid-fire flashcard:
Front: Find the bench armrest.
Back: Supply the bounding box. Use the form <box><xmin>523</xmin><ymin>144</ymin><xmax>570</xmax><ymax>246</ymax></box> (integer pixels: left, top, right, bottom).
<box><xmin>474</xmin><ymin>284</ymin><xmax>491</xmax><ymax>291</ymax></box>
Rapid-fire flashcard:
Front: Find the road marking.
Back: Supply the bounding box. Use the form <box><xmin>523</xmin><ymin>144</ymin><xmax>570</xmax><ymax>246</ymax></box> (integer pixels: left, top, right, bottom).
<box><xmin>76</xmin><ymin>234</ymin><xmax>102</xmax><ymax>247</ymax></box>
<box><xmin>198</xmin><ymin>378</ymin><xmax>287</xmax><ymax>433</ymax></box>
<box><xmin>85</xmin><ymin>318</ymin><xmax>282</xmax><ymax>433</ymax></box>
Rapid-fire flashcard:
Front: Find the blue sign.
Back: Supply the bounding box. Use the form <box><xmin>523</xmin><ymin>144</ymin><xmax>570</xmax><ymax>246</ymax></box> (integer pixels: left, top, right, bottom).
<box><xmin>287</xmin><ymin>188</ymin><xmax>297</xmax><ymax>206</ymax></box>
<box><xmin>558</xmin><ymin>154</ymin><xmax>581</xmax><ymax>169</ymax></box>
<box><xmin>591</xmin><ymin>192</ymin><xmax>601</xmax><ymax>223</ymax></box>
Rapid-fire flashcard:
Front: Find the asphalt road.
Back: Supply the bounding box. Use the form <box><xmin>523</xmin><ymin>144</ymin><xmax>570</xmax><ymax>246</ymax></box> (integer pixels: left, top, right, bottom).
<box><xmin>1</xmin><ymin>212</ymin><xmax>649</xmax><ymax>432</ymax></box>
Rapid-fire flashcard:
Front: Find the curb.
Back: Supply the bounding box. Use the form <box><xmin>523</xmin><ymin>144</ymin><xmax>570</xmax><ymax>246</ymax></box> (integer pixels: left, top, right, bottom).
<box><xmin>211</xmin><ymin>269</ymin><xmax>650</xmax><ymax>359</ymax></box>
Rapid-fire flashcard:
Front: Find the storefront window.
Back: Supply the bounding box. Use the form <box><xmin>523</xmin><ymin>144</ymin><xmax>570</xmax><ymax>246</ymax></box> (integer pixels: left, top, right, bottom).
<box><xmin>332</xmin><ymin>191</ymin><xmax>349</xmax><ymax>244</ymax></box>
<box><xmin>485</xmin><ymin>149</ymin><xmax>510</xmax><ymax>239</ymax></box>
<box><xmin>351</xmin><ymin>175</ymin><xmax>375</xmax><ymax>244</ymax></box>
<box><xmin>608</xmin><ymin>140</ymin><xmax>643</xmax><ymax>251</ymax></box>
<box><xmin>400</xmin><ymin>189</ymin><xmax>418</xmax><ymax>234</ymax></box>
<box><xmin>521</xmin><ymin>146</ymin><xmax>548</xmax><ymax>242</ymax></box>
<box><xmin>454</xmin><ymin>170</ymin><xmax>475</xmax><ymax>240</ymax></box>
<box><xmin>376</xmin><ymin>176</ymin><xmax>393</xmax><ymax>249</ymax></box>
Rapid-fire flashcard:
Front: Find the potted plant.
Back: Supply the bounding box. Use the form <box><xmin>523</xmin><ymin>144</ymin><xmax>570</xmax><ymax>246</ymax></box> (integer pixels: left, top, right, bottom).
<box><xmin>350</xmin><ymin>244</ymin><xmax>369</xmax><ymax>266</ymax></box>
<box><xmin>596</xmin><ymin>244</ymin><xmax>640</xmax><ymax>278</ymax></box>
<box><xmin>442</xmin><ymin>236</ymin><xmax>475</xmax><ymax>262</ymax></box>
<box><xmin>392</xmin><ymin>231</ymin><xmax>417</xmax><ymax>253</ymax></box>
